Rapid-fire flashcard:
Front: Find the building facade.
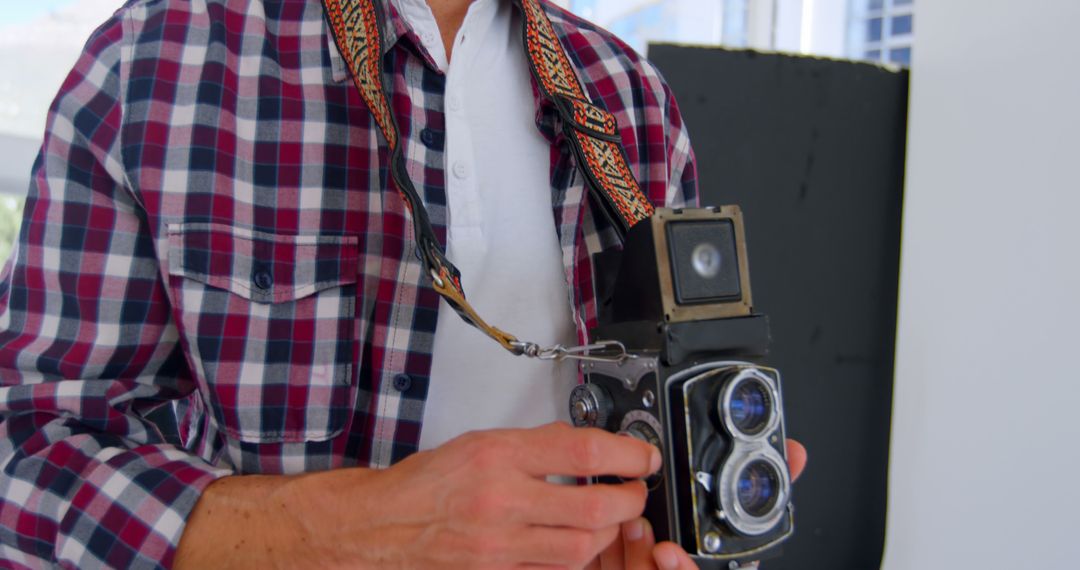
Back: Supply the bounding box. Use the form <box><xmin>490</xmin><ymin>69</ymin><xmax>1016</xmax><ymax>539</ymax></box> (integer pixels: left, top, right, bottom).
<box><xmin>851</xmin><ymin>0</ymin><xmax>915</xmax><ymax>65</ymax></box>
<box><xmin>564</xmin><ymin>0</ymin><xmax>913</xmax><ymax>66</ymax></box>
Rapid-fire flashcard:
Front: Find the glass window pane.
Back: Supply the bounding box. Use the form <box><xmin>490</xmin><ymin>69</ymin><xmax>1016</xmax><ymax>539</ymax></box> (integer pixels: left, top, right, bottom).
<box><xmin>893</xmin><ymin>0</ymin><xmax>913</xmax><ymax>6</ymax></box>
<box><xmin>570</xmin><ymin>0</ymin><xmax>597</xmax><ymax>19</ymax></box>
<box><xmin>889</xmin><ymin>47</ymin><xmax>912</xmax><ymax>65</ymax></box>
<box><xmin>1</xmin><ymin>0</ymin><xmax>120</xmax><ymax>197</ymax></box>
<box><xmin>891</xmin><ymin>14</ymin><xmax>913</xmax><ymax>36</ymax></box>
<box><xmin>868</xmin><ymin>0</ymin><xmax>884</xmax><ymax>10</ymax></box>
<box><xmin>0</xmin><ymin>197</ymin><xmax>24</xmax><ymax>264</ymax></box>
<box><xmin>865</xmin><ymin>49</ymin><xmax>882</xmax><ymax>61</ymax></box>
<box><xmin>722</xmin><ymin>0</ymin><xmax>749</xmax><ymax>47</ymax></box>
<box><xmin>568</xmin><ymin>0</ymin><xmax>738</xmax><ymax>54</ymax></box>
<box><xmin>867</xmin><ymin>17</ymin><xmax>883</xmax><ymax>42</ymax></box>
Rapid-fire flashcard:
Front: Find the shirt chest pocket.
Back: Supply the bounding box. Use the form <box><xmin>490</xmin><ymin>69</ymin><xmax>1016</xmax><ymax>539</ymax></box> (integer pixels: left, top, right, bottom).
<box><xmin>166</xmin><ymin>223</ymin><xmax>359</xmax><ymax>444</ymax></box>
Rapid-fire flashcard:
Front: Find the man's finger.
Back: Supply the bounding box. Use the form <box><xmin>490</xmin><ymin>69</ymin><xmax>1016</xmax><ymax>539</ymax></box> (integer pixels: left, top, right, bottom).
<box><xmin>512</xmin><ymin>423</ymin><xmax>661</xmax><ymax>478</ymax></box>
<box><xmin>513</xmin><ymin>525</ymin><xmax>620</xmax><ymax>567</ymax></box>
<box><xmin>786</xmin><ymin>439</ymin><xmax>807</xmax><ymax>482</ymax></box>
<box><xmin>623</xmin><ymin>517</ymin><xmax>658</xmax><ymax>570</ymax></box>
<box><xmin>652</xmin><ymin>542</ymin><xmax>698</xmax><ymax>570</ymax></box>
<box><xmin>519</xmin><ymin>479</ymin><xmax>647</xmax><ymax>530</ymax></box>
<box><xmin>596</xmin><ymin>526</ymin><xmax>624</xmax><ymax>569</ymax></box>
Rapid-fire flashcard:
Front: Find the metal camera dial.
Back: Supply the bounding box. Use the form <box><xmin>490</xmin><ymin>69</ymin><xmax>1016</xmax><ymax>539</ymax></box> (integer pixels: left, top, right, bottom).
<box><xmin>620</xmin><ymin>416</ymin><xmax>662</xmax><ymax>449</ymax></box>
<box><xmin>569</xmin><ymin>383</ymin><xmax>613</xmax><ymax>429</ymax></box>
<box><xmin>619</xmin><ymin>411</ymin><xmax>664</xmax><ymax>489</ymax></box>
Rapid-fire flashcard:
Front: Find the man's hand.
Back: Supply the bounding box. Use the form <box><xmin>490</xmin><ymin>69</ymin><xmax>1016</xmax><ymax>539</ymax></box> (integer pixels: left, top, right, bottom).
<box><xmin>786</xmin><ymin>438</ymin><xmax>808</xmax><ymax>481</ymax></box>
<box><xmin>176</xmin><ymin>422</ymin><xmax>659</xmax><ymax>569</ymax></box>
<box><xmin>589</xmin><ymin>439</ymin><xmax>808</xmax><ymax>570</ymax></box>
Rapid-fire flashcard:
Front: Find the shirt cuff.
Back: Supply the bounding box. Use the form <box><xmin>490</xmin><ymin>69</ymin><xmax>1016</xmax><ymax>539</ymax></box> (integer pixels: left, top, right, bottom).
<box><xmin>55</xmin><ymin>445</ymin><xmax>231</xmax><ymax>569</ymax></box>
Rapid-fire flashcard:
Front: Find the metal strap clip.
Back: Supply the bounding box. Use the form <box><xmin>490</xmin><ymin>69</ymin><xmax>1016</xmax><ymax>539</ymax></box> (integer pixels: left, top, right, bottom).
<box><xmin>510</xmin><ymin>340</ymin><xmax>635</xmax><ymax>363</ymax></box>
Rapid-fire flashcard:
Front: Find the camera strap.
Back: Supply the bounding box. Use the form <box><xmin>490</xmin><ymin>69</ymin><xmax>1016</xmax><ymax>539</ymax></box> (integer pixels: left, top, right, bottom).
<box><xmin>321</xmin><ymin>0</ymin><xmax>653</xmax><ymax>358</ymax></box>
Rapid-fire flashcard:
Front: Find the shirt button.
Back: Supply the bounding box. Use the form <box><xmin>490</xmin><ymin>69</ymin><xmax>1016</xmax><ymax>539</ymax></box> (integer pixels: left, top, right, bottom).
<box><xmin>392</xmin><ymin>373</ymin><xmax>413</xmax><ymax>392</ymax></box>
<box><xmin>452</xmin><ymin>161</ymin><xmax>469</xmax><ymax>179</ymax></box>
<box><xmin>253</xmin><ymin>269</ymin><xmax>273</xmax><ymax>290</ymax></box>
<box><xmin>448</xmin><ymin>95</ymin><xmax>463</xmax><ymax>113</ymax></box>
<box><xmin>420</xmin><ymin>128</ymin><xmax>437</xmax><ymax>147</ymax></box>
<box><xmin>420</xmin><ymin>31</ymin><xmax>437</xmax><ymax>45</ymax></box>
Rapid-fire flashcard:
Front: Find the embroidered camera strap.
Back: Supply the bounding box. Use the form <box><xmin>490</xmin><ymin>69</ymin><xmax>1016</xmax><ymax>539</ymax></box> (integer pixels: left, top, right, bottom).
<box><xmin>321</xmin><ymin>0</ymin><xmax>654</xmax><ymax>355</ymax></box>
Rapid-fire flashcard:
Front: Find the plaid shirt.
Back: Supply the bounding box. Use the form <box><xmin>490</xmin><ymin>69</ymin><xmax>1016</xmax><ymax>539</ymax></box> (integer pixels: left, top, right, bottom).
<box><xmin>0</xmin><ymin>0</ymin><xmax>696</xmax><ymax>567</ymax></box>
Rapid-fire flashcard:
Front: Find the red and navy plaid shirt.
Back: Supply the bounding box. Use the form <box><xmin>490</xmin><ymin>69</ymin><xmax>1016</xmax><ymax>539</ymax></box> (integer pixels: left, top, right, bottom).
<box><xmin>0</xmin><ymin>0</ymin><xmax>696</xmax><ymax>567</ymax></box>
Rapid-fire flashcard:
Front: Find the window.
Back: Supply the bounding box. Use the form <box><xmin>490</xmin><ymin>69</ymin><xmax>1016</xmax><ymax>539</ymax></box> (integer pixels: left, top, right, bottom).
<box><xmin>850</xmin><ymin>0</ymin><xmax>915</xmax><ymax>66</ymax></box>
<box><xmin>889</xmin><ymin>47</ymin><xmax>911</xmax><ymax>65</ymax></box>
<box><xmin>1</xmin><ymin>0</ymin><xmax>120</xmax><ymax>195</ymax></box>
<box><xmin>891</xmin><ymin>14</ymin><xmax>913</xmax><ymax>36</ymax></box>
<box><xmin>564</xmin><ymin>0</ymin><xmax>746</xmax><ymax>54</ymax></box>
<box><xmin>0</xmin><ymin>197</ymin><xmax>23</xmax><ymax>264</ymax></box>
<box><xmin>868</xmin><ymin>18</ymin><xmax>884</xmax><ymax>42</ymax></box>
<box><xmin>604</xmin><ymin>3</ymin><xmax>668</xmax><ymax>55</ymax></box>
<box><xmin>0</xmin><ymin>0</ymin><xmax>118</xmax><ymax>260</ymax></box>
<box><xmin>563</xmin><ymin>0</ymin><xmax>907</xmax><ymax>61</ymax></box>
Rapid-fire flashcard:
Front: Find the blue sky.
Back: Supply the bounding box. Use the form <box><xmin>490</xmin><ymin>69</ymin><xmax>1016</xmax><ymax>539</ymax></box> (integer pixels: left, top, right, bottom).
<box><xmin>2</xmin><ymin>0</ymin><xmax>77</xmax><ymax>27</ymax></box>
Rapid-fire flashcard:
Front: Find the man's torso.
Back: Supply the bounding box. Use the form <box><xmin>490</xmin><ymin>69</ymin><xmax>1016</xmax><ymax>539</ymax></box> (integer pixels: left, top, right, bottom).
<box><xmin>32</xmin><ymin>0</ymin><xmax>694</xmax><ymax>473</ymax></box>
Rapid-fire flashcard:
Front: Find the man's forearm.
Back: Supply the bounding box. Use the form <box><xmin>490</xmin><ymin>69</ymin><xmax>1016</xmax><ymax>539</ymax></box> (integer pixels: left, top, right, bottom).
<box><xmin>175</xmin><ymin>467</ymin><xmax>393</xmax><ymax>569</ymax></box>
<box><xmin>174</xmin><ymin>472</ymin><xmax>329</xmax><ymax>568</ymax></box>
<box><xmin>175</xmin><ymin>474</ymin><xmax>286</xmax><ymax>568</ymax></box>
<box><xmin>173</xmin><ymin>425</ymin><xmax>662</xmax><ymax>569</ymax></box>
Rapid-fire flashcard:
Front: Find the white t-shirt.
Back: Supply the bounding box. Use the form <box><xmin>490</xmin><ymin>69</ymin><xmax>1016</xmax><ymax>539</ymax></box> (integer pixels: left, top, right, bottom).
<box><xmin>391</xmin><ymin>0</ymin><xmax>579</xmax><ymax>451</ymax></box>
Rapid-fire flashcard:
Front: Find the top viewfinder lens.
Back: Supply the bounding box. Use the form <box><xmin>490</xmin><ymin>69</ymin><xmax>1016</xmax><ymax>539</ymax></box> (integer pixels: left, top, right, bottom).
<box><xmin>728</xmin><ymin>378</ymin><xmax>773</xmax><ymax>436</ymax></box>
<box><xmin>691</xmin><ymin>243</ymin><xmax>722</xmax><ymax>279</ymax></box>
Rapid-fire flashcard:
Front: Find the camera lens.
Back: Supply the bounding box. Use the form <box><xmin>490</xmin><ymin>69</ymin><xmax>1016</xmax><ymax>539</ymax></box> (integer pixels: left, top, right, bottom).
<box><xmin>691</xmin><ymin>243</ymin><xmax>722</xmax><ymax>279</ymax></box>
<box><xmin>736</xmin><ymin>460</ymin><xmax>780</xmax><ymax>518</ymax></box>
<box><xmin>728</xmin><ymin>378</ymin><xmax>772</xmax><ymax>436</ymax></box>
<box><xmin>717</xmin><ymin>448</ymin><xmax>791</xmax><ymax>535</ymax></box>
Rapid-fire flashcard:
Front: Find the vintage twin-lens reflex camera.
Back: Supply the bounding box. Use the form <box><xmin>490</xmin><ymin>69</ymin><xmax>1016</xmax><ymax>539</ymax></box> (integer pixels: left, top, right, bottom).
<box><xmin>569</xmin><ymin>206</ymin><xmax>793</xmax><ymax>567</ymax></box>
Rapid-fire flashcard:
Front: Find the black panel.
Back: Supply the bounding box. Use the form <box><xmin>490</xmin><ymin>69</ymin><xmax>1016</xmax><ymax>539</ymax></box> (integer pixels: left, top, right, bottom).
<box><xmin>649</xmin><ymin>45</ymin><xmax>907</xmax><ymax>570</ymax></box>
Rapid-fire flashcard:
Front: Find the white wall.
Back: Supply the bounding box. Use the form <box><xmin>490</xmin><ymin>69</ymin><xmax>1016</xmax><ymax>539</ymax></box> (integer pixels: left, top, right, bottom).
<box><xmin>670</xmin><ymin>0</ymin><xmax>725</xmax><ymax>46</ymax></box>
<box><xmin>772</xmin><ymin>0</ymin><xmax>805</xmax><ymax>53</ymax></box>
<box><xmin>802</xmin><ymin>0</ymin><xmax>848</xmax><ymax>58</ymax></box>
<box><xmin>885</xmin><ymin>1</ymin><xmax>1080</xmax><ymax>569</ymax></box>
<box><xmin>748</xmin><ymin>0</ymin><xmax>849</xmax><ymax>58</ymax></box>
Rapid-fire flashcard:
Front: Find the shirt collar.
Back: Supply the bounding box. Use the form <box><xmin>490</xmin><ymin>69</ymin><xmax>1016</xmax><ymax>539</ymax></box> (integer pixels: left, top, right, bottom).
<box><xmin>395</xmin><ymin>0</ymin><xmax>503</xmax><ymax>73</ymax></box>
<box><xmin>324</xmin><ymin>0</ymin><xmax>561</xmax><ymax>145</ymax></box>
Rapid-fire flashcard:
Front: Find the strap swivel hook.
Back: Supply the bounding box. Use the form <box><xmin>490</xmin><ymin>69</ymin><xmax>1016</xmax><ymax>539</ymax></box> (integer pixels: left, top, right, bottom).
<box><xmin>510</xmin><ymin>340</ymin><xmax>635</xmax><ymax>363</ymax></box>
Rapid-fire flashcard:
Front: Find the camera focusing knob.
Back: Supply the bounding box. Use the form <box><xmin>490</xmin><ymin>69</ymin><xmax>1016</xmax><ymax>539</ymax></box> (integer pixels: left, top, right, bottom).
<box><xmin>569</xmin><ymin>384</ymin><xmax>613</xmax><ymax>429</ymax></box>
<box><xmin>621</xmin><ymin>420</ymin><xmax>662</xmax><ymax>449</ymax></box>
<box><xmin>618</xmin><ymin>417</ymin><xmax>664</xmax><ymax>489</ymax></box>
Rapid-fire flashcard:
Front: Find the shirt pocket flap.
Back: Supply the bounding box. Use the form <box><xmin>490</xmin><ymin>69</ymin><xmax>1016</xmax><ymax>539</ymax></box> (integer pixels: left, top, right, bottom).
<box><xmin>166</xmin><ymin>223</ymin><xmax>359</xmax><ymax>304</ymax></box>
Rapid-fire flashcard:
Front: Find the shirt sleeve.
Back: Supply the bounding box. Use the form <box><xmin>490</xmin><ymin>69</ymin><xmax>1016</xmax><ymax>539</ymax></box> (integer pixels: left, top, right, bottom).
<box><xmin>0</xmin><ymin>12</ymin><xmax>230</xmax><ymax>569</ymax></box>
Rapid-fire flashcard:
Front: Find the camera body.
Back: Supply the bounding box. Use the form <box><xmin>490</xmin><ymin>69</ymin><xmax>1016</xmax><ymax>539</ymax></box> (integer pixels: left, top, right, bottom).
<box><xmin>571</xmin><ymin>207</ymin><xmax>793</xmax><ymax>566</ymax></box>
